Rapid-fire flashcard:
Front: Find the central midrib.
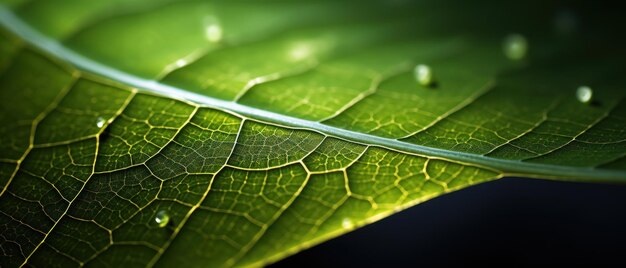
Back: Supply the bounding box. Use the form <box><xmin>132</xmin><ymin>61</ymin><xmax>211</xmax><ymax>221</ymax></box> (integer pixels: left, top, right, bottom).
<box><xmin>1</xmin><ymin>6</ymin><xmax>623</xmax><ymax>182</ymax></box>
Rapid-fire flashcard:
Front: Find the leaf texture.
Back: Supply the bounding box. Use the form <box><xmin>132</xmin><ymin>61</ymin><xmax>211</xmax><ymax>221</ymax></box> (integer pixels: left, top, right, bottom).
<box><xmin>0</xmin><ymin>0</ymin><xmax>625</xmax><ymax>267</ymax></box>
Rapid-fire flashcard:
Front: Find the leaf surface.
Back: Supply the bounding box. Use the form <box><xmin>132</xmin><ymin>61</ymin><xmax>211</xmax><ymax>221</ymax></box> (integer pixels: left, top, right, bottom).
<box><xmin>0</xmin><ymin>0</ymin><xmax>624</xmax><ymax>267</ymax></box>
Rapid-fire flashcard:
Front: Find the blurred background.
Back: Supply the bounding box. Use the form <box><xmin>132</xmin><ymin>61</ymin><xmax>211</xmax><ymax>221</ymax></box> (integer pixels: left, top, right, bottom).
<box><xmin>273</xmin><ymin>178</ymin><xmax>626</xmax><ymax>267</ymax></box>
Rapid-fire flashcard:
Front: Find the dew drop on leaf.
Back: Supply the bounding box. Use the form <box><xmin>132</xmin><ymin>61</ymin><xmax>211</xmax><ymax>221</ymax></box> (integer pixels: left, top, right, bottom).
<box><xmin>502</xmin><ymin>33</ymin><xmax>528</xmax><ymax>60</ymax></box>
<box><xmin>175</xmin><ymin>59</ymin><xmax>188</xmax><ymax>68</ymax></box>
<box><xmin>155</xmin><ymin>210</ymin><xmax>170</xmax><ymax>228</ymax></box>
<box><xmin>414</xmin><ymin>64</ymin><xmax>433</xmax><ymax>86</ymax></box>
<box><xmin>576</xmin><ymin>86</ymin><xmax>593</xmax><ymax>104</ymax></box>
<box><xmin>96</xmin><ymin>117</ymin><xmax>106</xmax><ymax>128</ymax></box>
<box><xmin>342</xmin><ymin>218</ymin><xmax>354</xmax><ymax>229</ymax></box>
<box><xmin>205</xmin><ymin>24</ymin><xmax>222</xmax><ymax>42</ymax></box>
<box><xmin>203</xmin><ymin>16</ymin><xmax>223</xmax><ymax>43</ymax></box>
<box><xmin>289</xmin><ymin>43</ymin><xmax>313</xmax><ymax>61</ymax></box>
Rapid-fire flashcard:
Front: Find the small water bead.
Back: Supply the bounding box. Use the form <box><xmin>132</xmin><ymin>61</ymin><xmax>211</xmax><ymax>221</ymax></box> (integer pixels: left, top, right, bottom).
<box><xmin>342</xmin><ymin>218</ymin><xmax>354</xmax><ymax>229</ymax></box>
<box><xmin>289</xmin><ymin>43</ymin><xmax>313</xmax><ymax>61</ymax></box>
<box><xmin>96</xmin><ymin>117</ymin><xmax>106</xmax><ymax>128</ymax></box>
<box><xmin>155</xmin><ymin>210</ymin><xmax>170</xmax><ymax>228</ymax></box>
<box><xmin>175</xmin><ymin>59</ymin><xmax>188</xmax><ymax>68</ymax></box>
<box><xmin>503</xmin><ymin>34</ymin><xmax>528</xmax><ymax>60</ymax></box>
<box><xmin>414</xmin><ymin>64</ymin><xmax>434</xmax><ymax>87</ymax></box>
<box><xmin>203</xmin><ymin>16</ymin><xmax>223</xmax><ymax>43</ymax></box>
<box><xmin>576</xmin><ymin>86</ymin><xmax>593</xmax><ymax>104</ymax></box>
<box><xmin>205</xmin><ymin>24</ymin><xmax>223</xmax><ymax>43</ymax></box>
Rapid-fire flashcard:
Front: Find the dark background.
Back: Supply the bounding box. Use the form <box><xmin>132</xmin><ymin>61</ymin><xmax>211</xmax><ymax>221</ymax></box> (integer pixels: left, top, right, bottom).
<box><xmin>272</xmin><ymin>178</ymin><xmax>626</xmax><ymax>267</ymax></box>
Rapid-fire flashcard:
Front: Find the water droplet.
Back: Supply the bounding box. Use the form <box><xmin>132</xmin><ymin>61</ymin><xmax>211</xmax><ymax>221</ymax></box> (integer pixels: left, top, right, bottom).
<box><xmin>205</xmin><ymin>24</ymin><xmax>222</xmax><ymax>42</ymax></box>
<box><xmin>155</xmin><ymin>210</ymin><xmax>170</xmax><ymax>228</ymax></box>
<box><xmin>576</xmin><ymin>86</ymin><xmax>593</xmax><ymax>104</ymax></box>
<box><xmin>175</xmin><ymin>59</ymin><xmax>188</xmax><ymax>68</ymax></box>
<box><xmin>414</xmin><ymin>64</ymin><xmax>434</xmax><ymax>87</ymax></box>
<box><xmin>289</xmin><ymin>43</ymin><xmax>314</xmax><ymax>61</ymax></box>
<box><xmin>342</xmin><ymin>218</ymin><xmax>354</xmax><ymax>229</ymax></box>
<box><xmin>203</xmin><ymin>16</ymin><xmax>223</xmax><ymax>43</ymax></box>
<box><xmin>96</xmin><ymin>117</ymin><xmax>106</xmax><ymax>128</ymax></box>
<box><xmin>503</xmin><ymin>34</ymin><xmax>528</xmax><ymax>60</ymax></box>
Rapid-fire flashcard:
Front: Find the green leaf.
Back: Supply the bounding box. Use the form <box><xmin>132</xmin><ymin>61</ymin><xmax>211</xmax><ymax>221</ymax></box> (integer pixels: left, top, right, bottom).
<box><xmin>0</xmin><ymin>0</ymin><xmax>624</xmax><ymax>267</ymax></box>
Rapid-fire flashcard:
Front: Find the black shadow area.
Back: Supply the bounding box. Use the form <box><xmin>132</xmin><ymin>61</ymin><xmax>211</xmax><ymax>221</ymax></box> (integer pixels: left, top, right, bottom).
<box><xmin>271</xmin><ymin>177</ymin><xmax>626</xmax><ymax>267</ymax></box>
